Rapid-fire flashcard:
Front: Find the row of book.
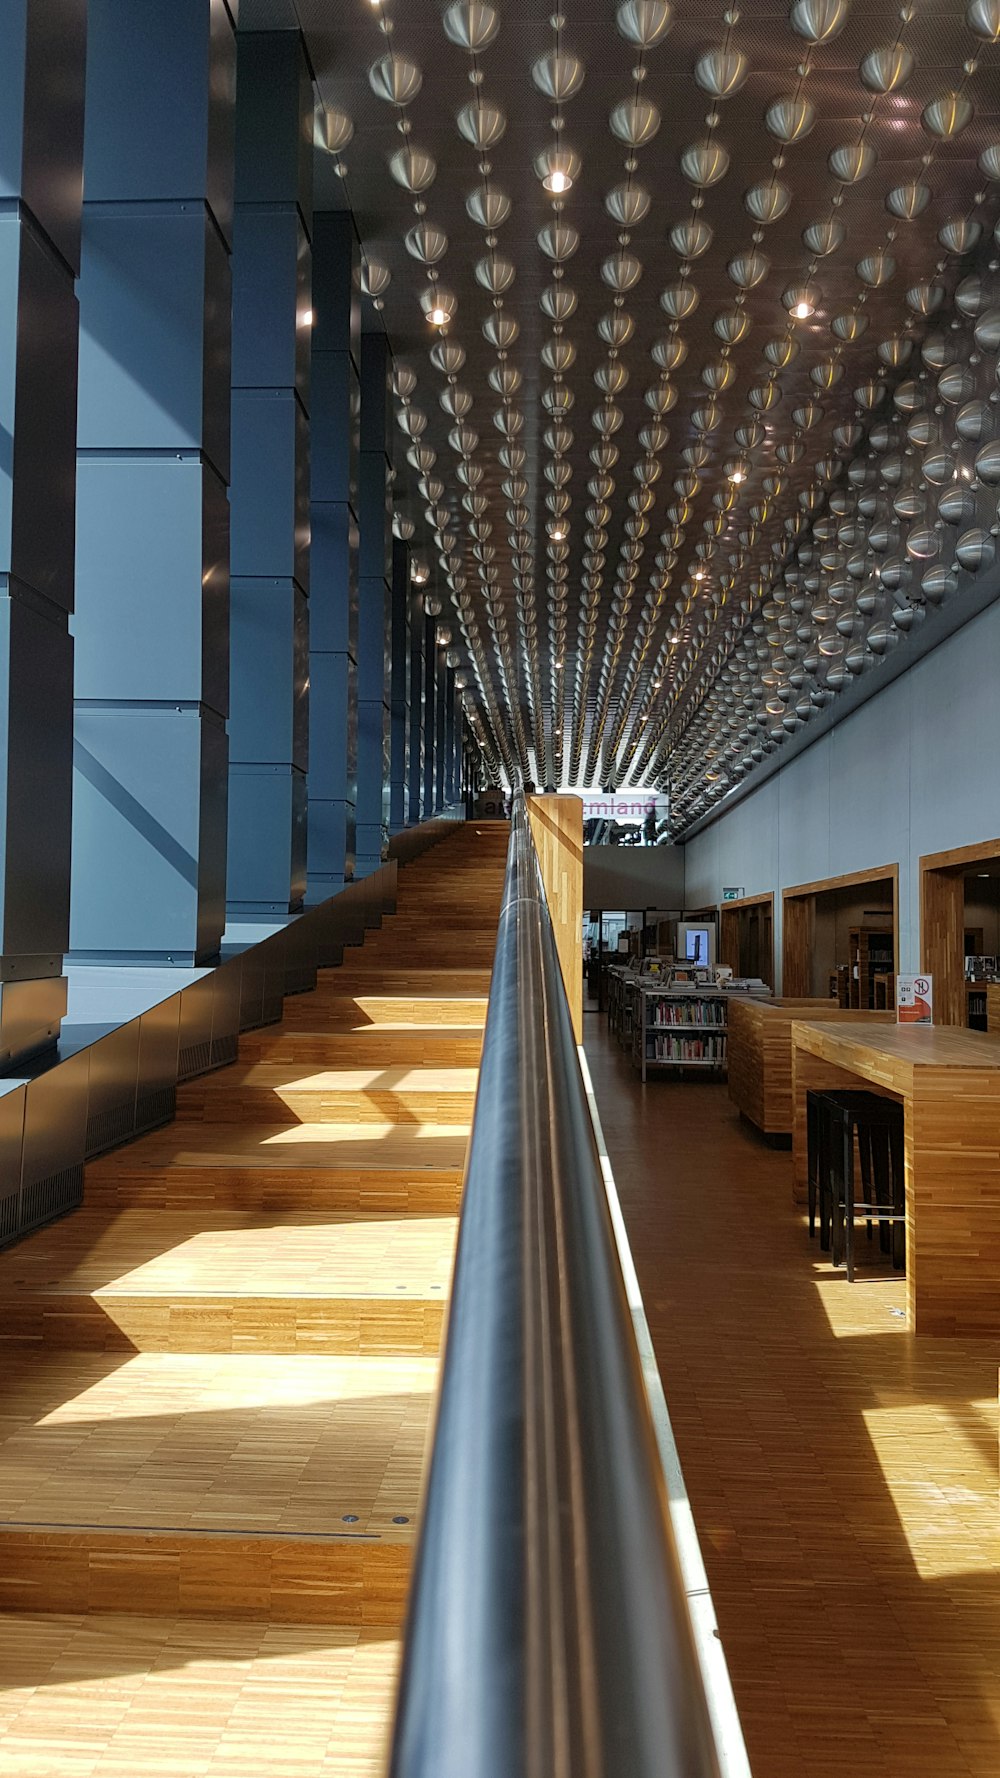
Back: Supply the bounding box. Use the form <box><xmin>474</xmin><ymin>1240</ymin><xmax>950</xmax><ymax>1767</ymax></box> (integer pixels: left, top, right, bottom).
<box><xmin>645</xmin><ymin>1034</ymin><xmax>728</xmax><ymax>1063</ymax></box>
<box><xmin>648</xmin><ymin>1002</ymin><xmax>727</xmax><ymax>1027</ymax></box>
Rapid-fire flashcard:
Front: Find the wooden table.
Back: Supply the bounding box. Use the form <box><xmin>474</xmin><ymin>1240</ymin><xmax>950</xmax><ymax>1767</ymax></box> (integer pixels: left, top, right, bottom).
<box><xmin>790</xmin><ymin>1021</ymin><xmax>1000</xmax><ymax>1335</ymax></box>
<box><xmin>728</xmin><ymin>998</ymin><xmax>893</xmax><ymax>1137</ymax></box>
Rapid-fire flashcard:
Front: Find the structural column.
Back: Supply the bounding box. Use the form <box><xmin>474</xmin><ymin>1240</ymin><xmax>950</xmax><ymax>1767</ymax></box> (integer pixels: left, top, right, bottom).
<box><xmin>356</xmin><ymin>333</ymin><xmax>393</xmax><ymax>875</ymax></box>
<box><xmin>422</xmin><ymin>612</ymin><xmax>438</xmax><ymax>819</ymax></box>
<box><xmin>307</xmin><ymin>211</ymin><xmax>359</xmax><ymax>896</ymax></box>
<box><xmin>444</xmin><ymin>663</ymin><xmax>457</xmax><ymax>806</ymax></box>
<box><xmin>407</xmin><ymin>588</ymin><xmax>425</xmax><ymax>826</ymax></box>
<box><xmin>0</xmin><ymin>0</ymin><xmax>85</xmax><ymax>1062</ymax></box>
<box><xmin>389</xmin><ymin>538</ymin><xmax>411</xmax><ymax>835</ymax></box>
<box><xmin>435</xmin><ymin>639</ymin><xmax>447</xmax><ymax>813</ymax></box>
<box><xmin>227</xmin><ymin>29</ymin><xmax>312</xmax><ymax>926</ymax></box>
<box><xmin>73</xmin><ymin>0</ymin><xmax>232</xmax><ymax>968</ymax></box>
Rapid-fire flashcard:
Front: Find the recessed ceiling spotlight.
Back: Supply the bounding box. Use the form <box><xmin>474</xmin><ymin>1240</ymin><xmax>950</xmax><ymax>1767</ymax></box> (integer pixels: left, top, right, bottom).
<box><xmin>783</xmin><ymin>282</ymin><xmax>818</xmax><ymax>319</ymax></box>
<box><xmin>534</xmin><ymin>147</ymin><xmax>581</xmax><ymax>194</ymax></box>
<box><xmin>421</xmin><ymin>285</ymin><xmax>457</xmax><ymax>327</ymax></box>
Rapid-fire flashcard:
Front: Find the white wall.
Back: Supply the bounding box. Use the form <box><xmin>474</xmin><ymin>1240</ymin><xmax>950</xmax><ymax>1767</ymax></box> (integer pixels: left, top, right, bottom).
<box><xmin>683</xmin><ymin>600</ymin><xmax>1000</xmax><ymax>988</ymax></box>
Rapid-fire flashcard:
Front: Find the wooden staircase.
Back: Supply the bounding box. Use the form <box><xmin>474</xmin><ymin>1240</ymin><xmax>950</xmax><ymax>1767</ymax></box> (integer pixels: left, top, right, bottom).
<box><xmin>0</xmin><ymin>821</ymin><xmax>508</xmax><ymax>1776</ymax></box>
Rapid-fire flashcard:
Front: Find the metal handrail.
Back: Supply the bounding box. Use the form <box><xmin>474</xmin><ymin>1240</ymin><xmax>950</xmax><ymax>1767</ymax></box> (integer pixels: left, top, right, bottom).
<box><xmin>387</xmin><ymin>794</ymin><xmax>723</xmax><ymax>1778</ymax></box>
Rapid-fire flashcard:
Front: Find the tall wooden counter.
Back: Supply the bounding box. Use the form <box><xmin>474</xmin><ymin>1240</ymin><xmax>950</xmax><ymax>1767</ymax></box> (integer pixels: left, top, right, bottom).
<box><xmin>790</xmin><ymin>1021</ymin><xmax>1000</xmax><ymax>1335</ymax></box>
<box><xmin>729</xmin><ymin>998</ymin><xmax>894</xmax><ymax>1137</ymax></box>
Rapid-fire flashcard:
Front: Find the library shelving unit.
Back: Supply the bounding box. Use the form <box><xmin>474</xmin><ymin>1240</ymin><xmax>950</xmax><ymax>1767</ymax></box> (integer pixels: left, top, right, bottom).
<box><xmin>968</xmin><ymin>983</ymin><xmax>989</xmax><ymax>1031</ymax></box>
<box><xmin>850</xmin><ymin>925</ymin><xmax>895</xmax><ymax>1009</ymax></box>
<box><xmin>633</xmin><ymin>986</ymin><xmax>732</xmax><ymax>1083</ymax></box>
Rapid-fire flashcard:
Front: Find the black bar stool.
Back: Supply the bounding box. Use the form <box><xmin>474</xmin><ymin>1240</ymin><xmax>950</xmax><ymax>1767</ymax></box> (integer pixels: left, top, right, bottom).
<box><xmin>807</xmin><ymin>1089</ymin><xmax>905</xmax><ymax>1281</ymax></box>
<box><xmin>807</xmin><ymin>1088</ymin><xmax>874</xmax><ymax>1248</ymax></box>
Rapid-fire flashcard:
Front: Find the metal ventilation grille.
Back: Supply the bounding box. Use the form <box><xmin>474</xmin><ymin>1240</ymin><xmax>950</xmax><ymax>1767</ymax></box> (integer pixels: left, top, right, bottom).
<box><xmin>0</xmin><ymin>1190</ymin><xmax>20</xmax><ymax>1246</ymax></box>
<box><xmin>296</xmin><ymin>0</ymin><xmax>1000</xmax><ymax>818</ymax></box>
<box><xmin>86</xmin><ymin>1098</ymin><xmax>138</xmax><ymax>1161</ymax></box>
<box><xmin>135</xmin><ymin>1085</ymin><xmax>176</xmax><ymax>1135</ymax></box>
<box><xmin>177</xmin><ymin>1038</ymin><xmax>213</xmax><ymax>1082</ymax></box>
<box><xmin>19</xmin><ymin>1167</ymin><xmax>84</xmax><ymax>1236</ymax></box>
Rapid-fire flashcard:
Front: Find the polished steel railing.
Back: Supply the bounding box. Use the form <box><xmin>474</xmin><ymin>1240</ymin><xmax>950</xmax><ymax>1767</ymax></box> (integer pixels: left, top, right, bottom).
<box><xmin>387</xmin><ymin>794</ymin><xmax>724</xmax><ymax>1778</ymax></box>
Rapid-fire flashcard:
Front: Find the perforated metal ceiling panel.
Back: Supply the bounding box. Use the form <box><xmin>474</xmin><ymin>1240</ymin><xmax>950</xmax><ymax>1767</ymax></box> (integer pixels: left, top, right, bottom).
<box><xmin>275</xmin><ymin>0</ymin><xmax>1000</xmax><ymax>821</ymax></box>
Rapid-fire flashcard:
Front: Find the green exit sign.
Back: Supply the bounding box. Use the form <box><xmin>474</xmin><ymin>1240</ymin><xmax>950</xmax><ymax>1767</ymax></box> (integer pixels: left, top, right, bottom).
<box><xmin>722</xmin><ymin>887</ymin><xmax>744</xmax><ymax>902</ymax></box>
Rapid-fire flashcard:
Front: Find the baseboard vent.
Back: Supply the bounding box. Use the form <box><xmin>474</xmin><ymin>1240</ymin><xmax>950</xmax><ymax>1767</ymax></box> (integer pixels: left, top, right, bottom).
<box><xmin>178</xmin><ymin>1038</ymin><xmax>212</xmax><ymax>1081</ymax></box>
<box><xmin>0</xmin><ymin>1190</ymin><xmax>20</xmax><ymax>1244</ymax></box>
<box><xmin>135</xmin><ymin>1085</ymin><xmax>176</xmax><ymax>1135</ymax></box>
<box><xmin>86</xmin><ymin>1098</ymin><xmax>137</xmax><ymax>1160</ymax></box>
<box><xmin>20</xmin><ymin>1166</ymin><xmax>84</xmax><ymax>1234</ymax></box>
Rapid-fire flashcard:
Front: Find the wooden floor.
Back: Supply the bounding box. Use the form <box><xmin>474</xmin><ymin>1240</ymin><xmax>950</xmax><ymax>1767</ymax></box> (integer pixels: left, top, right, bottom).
<box><xmin>586</xmin><ymin>1016</ymin><xmax>1000</xmax><ymax>1778</ymax></box>
<box><xmin>0</xmin><ymin>822</ymin><xmax>509</xmax><ymax>1776</ymax></box>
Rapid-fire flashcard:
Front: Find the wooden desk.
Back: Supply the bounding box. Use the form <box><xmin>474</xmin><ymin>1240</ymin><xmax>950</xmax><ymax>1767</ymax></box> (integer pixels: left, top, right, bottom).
<box><xmin>790</xmin><ymin>1021</ymin><xmax>1000</xmax><ymax>1335</ymax></box>
<box><xmin>988</xmin><ymin>982</ymin><xmax>1000</xmax><ymax>1034</ymax></box>
<box><xmin>728</xmin><ymin>998</ymin><xmax>893</xmax><ymax>1136</ymax></box>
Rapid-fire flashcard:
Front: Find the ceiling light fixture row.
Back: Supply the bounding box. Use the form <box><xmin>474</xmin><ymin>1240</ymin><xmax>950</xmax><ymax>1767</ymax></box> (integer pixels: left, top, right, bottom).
<box><xmin>592</xmin><ymin>0</ymin><xmax>755</xmax><ymax>786</ymax></box>
<box><xmin>334</xmin><ymin>0</ymin><xmax>1000</xmax><ymax>803</ymax></box>
<box><xmin>567</xmin><ymin>0</ymin><xmax>675</xmax><ymax>792</ymax></box>
<box><xmin>366</xmin><ymin>0</ymin><xmax>530</xmax><ymax>783</ymax></box>
<box><xmin>532</xmin><ymin>10</ymin><xmax>591</xmax><ymax>786</ymax></box>
<box><xmin>315</xmin><ymin>73</ymin><xmax>510</xmax><ymax>783</ymax></box>
<box><xmin>635</xmin><ymin>0</ymin><xmax>854</xmax><ymax>776</ymax></box>
<box><xmin>639</xmin><ymin>93</ymin><xmax>998</xmax><ymax>797</ymax></box>
<box><xmin>613</xmin><ymin>4</ymin><xmax>1000</xmax><ymax>803</ymax></box>
<box><xmin>648</xmin><ymin>256</ymin><xmax>1000</xmax><ymax>829</ymax></box>
<box><xmin>440</xmin><ymin>0</ymin><xmax>545</xmax><ymax>785</ymax></box>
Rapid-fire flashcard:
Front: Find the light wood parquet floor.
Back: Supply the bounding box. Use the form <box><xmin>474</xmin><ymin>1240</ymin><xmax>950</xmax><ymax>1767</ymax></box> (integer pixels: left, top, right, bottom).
<box><xmin>0</xmin><ymin>823</ymin><xmax>509</xmax><ymax>1775</ymax></box>
<box><xmin>586</xmin><ymin>1015</ymin><xmax>1000</xmax><ymax>1778</ymax></box>
<box><xmin>0</xmin><ymin>1614</ymin><xmax>400</xmax><ymax>1778</ymax></box>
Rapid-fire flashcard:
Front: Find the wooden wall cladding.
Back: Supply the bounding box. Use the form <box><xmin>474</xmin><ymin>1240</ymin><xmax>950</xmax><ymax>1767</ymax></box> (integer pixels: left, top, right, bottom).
<box><xmin>920</xmin><ymin>839</ymin><xmax>1000</xmax><ymax>1028</ymax></box>
<box><xmin>528</xmin><ymin>794</ymin><xmax>583</xmax><ymax>1042</ymax></box>
<box><xmin>728</xmin><ymin>998</ymin><xmax>894</xmax><ymax>1137</ymax></box>
<box><xmin>781</xmin><ymin>895</ymin><xmax>814</xmax><ymax>998</ymax></box>
<box><xmin>782</xmin><ymin>864</ymin><xmax>899</xmax><ymax>1001</ymax></box>
<box><xmin>719</xmin><ymin>893</ymin><xmax>775</xmax><ymax>987</ymax></box>
<box><xmin>790</xmin><ymin>1020</ymin><xmax>1000</xmax><ymax>1336</ymax></box>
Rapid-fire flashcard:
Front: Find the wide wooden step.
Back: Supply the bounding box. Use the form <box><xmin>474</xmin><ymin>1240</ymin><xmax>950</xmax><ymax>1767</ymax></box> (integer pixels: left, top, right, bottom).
<box><xmin>0</xmin><ymin>1349</ymin><xmax>433</xmax><ymax>1538</ymax></box>
<box><xmin>85</xmin><ymin>1119</ymin><xmax>469</xmax><ymax>1212</ymax></box>
<box><xmin>279</xmin><ymin>991</ymin><xmax>489</xmax><ymax>1030</ymax></box>
<box><xmin>178</xmin><ymin>1064</ymin><xmax>479</xmax><ymax>1126</ymax></box>
<box><xmin>313</xmin><ymin>967</ymin><xmax>493</xmax><ymax>997</ymax></box>
<box><xmin>237</xmin><ymin>1026</ymin><xmax>484</xmax><ymax>1066</ymax></box>
<box><xmin>0</xmin><ymin>1209</ymin><xmax>456</xmax><ymax>1353</ymax></box>
<box><xmin>0</xmin><ymin>1613</ymin><xmax>401</xmax><ymax>1769</ymax></box>
<box><xmin>0</xmin><ymin>1529</ymin><xmax>410</xmax><ymax>1626</ymax></box>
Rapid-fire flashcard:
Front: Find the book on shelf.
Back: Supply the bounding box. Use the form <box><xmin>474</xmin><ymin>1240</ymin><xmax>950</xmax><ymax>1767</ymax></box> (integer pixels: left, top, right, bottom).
<box><xmin>646</xmin><ymin>1032</ymin><xmax>728</xmax><ymax>1063</ymax></box>
<box><xmin>650</xmin><ymin>1000</ymin><xmax>726</xmax><ymax>1027</ymax></box>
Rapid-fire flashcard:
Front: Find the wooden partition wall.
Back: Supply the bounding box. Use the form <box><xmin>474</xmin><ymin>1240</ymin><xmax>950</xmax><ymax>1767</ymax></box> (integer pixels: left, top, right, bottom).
<box><xmin>719</xmin><ymin>892</ymin><xmax>775</xmax><ymax>986</ymax></box>
<box><xmin>920</xmin><ymin>837</ymin><xmax>1000</xmax><ymax>1026</ymax></box>
<box><xmin>528</xmin><ymin>794</ymin><xmax>583</xmax><ymax>1041</ymax></box>
<box><xmin>782</xmin><ymin>864</ymin><xmax>899</xmax><ymax>1001</ymax></box>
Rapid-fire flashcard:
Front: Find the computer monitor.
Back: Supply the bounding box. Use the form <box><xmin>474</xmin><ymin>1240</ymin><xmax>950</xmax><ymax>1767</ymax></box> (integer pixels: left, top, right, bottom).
<box><xmin>678</xmin><ymin>923</ymin><xmax>715</xmax><ymax>968</ymax></box>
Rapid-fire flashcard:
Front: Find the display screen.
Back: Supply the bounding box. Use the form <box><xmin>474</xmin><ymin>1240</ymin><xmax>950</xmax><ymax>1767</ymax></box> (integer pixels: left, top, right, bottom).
<box><xmin>684</xmin><ymin>926</ymin><xmax>711</xmax><ymax>964</ymax></box>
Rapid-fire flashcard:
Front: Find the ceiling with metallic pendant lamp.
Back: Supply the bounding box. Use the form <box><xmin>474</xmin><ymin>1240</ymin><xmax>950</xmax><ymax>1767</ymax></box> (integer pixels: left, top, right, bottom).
<box><xmin>244</xmin><ymin>0</ymin><xmax>1000</xmax><ymax>828</ymax></box>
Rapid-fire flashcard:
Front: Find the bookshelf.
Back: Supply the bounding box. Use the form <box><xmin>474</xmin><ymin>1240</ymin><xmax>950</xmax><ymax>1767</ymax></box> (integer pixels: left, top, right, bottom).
<box><xmin>968</xmin><ymin>983</ymin><xmax>989</xmax><ymax>1032</ymax></box>
<box><xmin>633</xmin><ymin>986</ymin><xmax>731</xmax><ymax>1082</ymax></box>
<box><xmin>849</xmin><ymin>925</ymin><xmax>895</xmax><ymax>1010</ymax></box>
